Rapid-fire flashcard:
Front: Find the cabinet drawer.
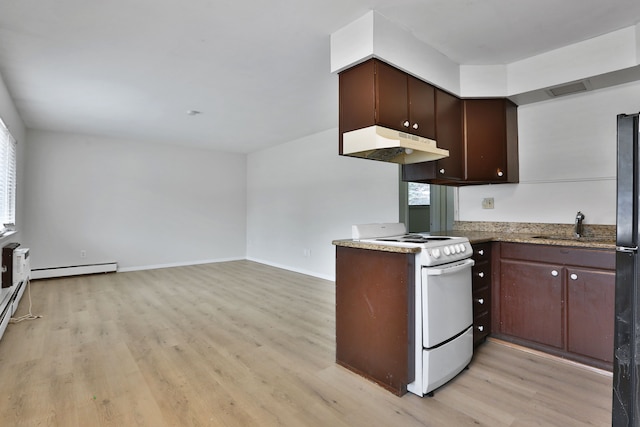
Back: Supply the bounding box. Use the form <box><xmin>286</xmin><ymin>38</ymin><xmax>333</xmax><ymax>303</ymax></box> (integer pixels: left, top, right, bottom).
<box><xmin>472</xmin><ymin>243</ymin><xmax>491</xmax><ymax>262</ymax></box>
<box><xmin>473</xmin><ymin>286</ymin><xmax>490</xmax><ymax>316</ymax></box>
<box><xmin>472</xmin><ymin>261</ymin><xmax>490</xmax><ymax>290</ymax></box>
<box><xmin>474</xmin><ymin>311</ymin><xmax>490</xmax><ymax>344</ymax></box>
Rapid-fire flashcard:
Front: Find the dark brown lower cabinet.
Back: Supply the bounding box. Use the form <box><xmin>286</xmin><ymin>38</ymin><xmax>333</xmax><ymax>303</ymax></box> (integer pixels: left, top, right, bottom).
<box><xmin>493</xmin><ymin>242</ymin><xmax>615</xmax><ymax>370</ymax></box>
<box><xmin>335</xmin><ymin>246</ymin><xmax>415</xmax><ymax>396</ymax></box>
<box><xmin>566</xmin><ymin>267</ymin><xmax>615</xmax><ymax>363</ymax></box>
<box><xmin>500</xmin><ymin>259</ymin><xmax>564</xmax><ymax>349</ymax></box>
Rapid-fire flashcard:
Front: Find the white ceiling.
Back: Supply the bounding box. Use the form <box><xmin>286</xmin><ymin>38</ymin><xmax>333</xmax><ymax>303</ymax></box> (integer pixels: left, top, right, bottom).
<box><xmin>1</xmin><ymin>0</ymin><xmax>640</xmax><ymax>153</ymax></box>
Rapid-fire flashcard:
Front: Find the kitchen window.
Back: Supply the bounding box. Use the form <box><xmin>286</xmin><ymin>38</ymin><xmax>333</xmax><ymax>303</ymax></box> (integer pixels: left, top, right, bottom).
<box><xmin>408</xmin><ymin>182</ymin><xmax>430</xmax><ymax>206</ymax></box>
<box><xmin>0</xmin><ymin>118</ymin><xmax>16</xmax><ymax>231</ymax></box>
<box><xmin>401</xmin><ymin>178</ymin><xmax>453</xmax><ymax>233</ymax></box>
<box><xmin>406</xmin><ymin>182</ymin><xmax>430</xmax><ymax>232</ymax></box>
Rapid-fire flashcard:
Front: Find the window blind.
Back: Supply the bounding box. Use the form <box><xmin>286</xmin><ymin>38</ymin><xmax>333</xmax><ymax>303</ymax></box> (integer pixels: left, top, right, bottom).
<box><xmin>0</xmin><ymin>118</ymin><xmax>16</xmax><ymax>229</ymax></box>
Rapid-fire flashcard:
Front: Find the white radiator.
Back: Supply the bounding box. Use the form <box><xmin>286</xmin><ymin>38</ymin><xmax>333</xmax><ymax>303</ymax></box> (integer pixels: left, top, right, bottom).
<box><xmin>31</xmin><ymin>262</ymin><xmax>118</xmax><ymax>279</ymax></box>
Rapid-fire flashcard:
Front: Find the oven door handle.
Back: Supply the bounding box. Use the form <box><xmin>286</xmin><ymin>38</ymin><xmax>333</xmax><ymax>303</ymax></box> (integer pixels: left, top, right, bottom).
<box><xmin>424</xmin><ymin>258</ymin><xmax>475</xmax><ymax>276</ymax></box>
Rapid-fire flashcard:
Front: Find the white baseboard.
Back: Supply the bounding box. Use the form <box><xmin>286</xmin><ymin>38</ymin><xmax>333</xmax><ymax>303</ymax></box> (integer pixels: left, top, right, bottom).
<box><xmin>31</xmin><ymin>262</ymin><xmax>118</xmax><ymax>279</ymax></box>
<box><xmin>30</xmin><ymin>258</ymin><xmax>334</xmax><ymax>282</ymax></box>
<box><xmin>245</xmin><ymin>257</ymin><xmax>335</xmax><ymax>282</ymax></box>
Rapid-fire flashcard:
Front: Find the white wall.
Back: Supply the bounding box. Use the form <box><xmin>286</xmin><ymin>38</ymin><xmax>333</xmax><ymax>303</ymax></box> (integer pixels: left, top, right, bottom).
<box><xmin>458</xmin><ymin>80</ymin><xmax>640</xmax><ymax>225</ymax></box>
<box><xmin>246</xmin><ymin>128</ymin><xmax>398</xmax><ymax>280</ymax></box>
<box><xmin>23</xmin><ymin>130</ymin><xmax>247</xmax><ymax>271</ymax></box>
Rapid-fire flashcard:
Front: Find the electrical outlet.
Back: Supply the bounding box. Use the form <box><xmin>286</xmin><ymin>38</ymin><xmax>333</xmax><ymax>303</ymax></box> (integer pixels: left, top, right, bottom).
<box><xmin>80</xmin><ymin>250</ymin><xmax>86</xmax><ymax>258</ymax></box>
<box><xmin>303</xmin><ymin>249</ymin><xmax>311</xmax><ymax>257</ymax></box>
<box><xmin>482</xmin><ymin>198</ymin><xmax>494</xmax><ymax>209</ymax></box>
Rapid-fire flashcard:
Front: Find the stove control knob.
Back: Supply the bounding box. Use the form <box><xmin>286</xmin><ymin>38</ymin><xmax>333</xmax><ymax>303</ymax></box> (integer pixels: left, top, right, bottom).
<box><xmin>443</xmin><ymin>246</ymin><xmax>451</xmax><ymax>256</ymax></box>
<box><xmin>460</xmin><ymin>244</ymin><xmax>466</xmax><ymax>253</ymax></box>
<box><xmin>452</xmin><ymin>245</ymin><xmax>459</xmax><ymax>254</ymax></box>
<box><xmin>431</xmin><ymin>248</ymin><xmax>441</xmax><ymax>258</ymax></box>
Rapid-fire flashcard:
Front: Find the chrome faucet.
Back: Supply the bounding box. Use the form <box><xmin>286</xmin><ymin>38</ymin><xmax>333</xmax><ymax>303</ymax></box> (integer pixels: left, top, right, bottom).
<box><xmin>575</xmin><ymin>211</ymin><xmax>585</xmax><ymax>238</ymax></box>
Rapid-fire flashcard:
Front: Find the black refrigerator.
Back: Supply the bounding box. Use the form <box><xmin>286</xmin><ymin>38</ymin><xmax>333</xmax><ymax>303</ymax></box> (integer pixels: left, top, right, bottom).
<box><xmin>614</xmin><ymin>112</ymin><xmax>640</xmax><ymax>426</ymax></box>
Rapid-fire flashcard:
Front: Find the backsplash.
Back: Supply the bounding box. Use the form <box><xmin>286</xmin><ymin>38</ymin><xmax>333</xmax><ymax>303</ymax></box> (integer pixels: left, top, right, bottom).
<box><xmin>453</xmin><ymin>221</ymin><xmax>616</xmax><ymax>240</ymax></box>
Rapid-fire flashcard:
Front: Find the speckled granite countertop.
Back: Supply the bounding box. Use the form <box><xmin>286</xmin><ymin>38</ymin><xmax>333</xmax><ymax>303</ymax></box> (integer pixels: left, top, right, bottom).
<box><xmin>332</xmin><ymin>221</ymin><xmax>616</xmax><ymax>252</ymax></box>
<box><xmin>331</xmin><ymin>239</ymin><xmax>422</xmax><ymax>254</ymax></box>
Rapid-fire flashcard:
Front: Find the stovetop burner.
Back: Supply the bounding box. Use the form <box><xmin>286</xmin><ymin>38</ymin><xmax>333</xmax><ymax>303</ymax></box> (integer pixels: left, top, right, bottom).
<box><xmin>377</xmin><ymin>234</ymin><xmax>454</xmax><ymax>244</ymax></box>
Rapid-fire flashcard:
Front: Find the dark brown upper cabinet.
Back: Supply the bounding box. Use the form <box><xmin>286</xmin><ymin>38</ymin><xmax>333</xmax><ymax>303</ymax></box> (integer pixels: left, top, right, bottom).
<box><xmin>338</xmin><ymin>58</ymin><xmax>436</xmax><ymax>153</ymax></box>
<box><xmin>462</xmin><ymin>98</ymin><xmax>519</xmax><ymax>183</ymax></box>
<box><xmin>339</xmin><ymin>58</ymin><xmax>519</xmax><ymax>185</ymax></box>
<box><xmin>402</xmin><ymin>97</ymin><xmax>519</xmax><ymax>185</ymax></box>
<box><xmin>433</xmin><ymin>89</ymin><xmax>464</xmax><ymax>181</ymax></box>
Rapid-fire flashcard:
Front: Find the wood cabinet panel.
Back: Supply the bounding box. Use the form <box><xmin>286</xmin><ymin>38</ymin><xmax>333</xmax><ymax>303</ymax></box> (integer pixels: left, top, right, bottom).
<box><xmin>471</xmin><ymin>242</ymin><xmax>492</xmax><ymax>345</ymax></box>
<box><xmin>473</xmin><ymin>312</ymin><xmax>491</xmax><ymax>344</ymax></box>
<box><xmin>463</xmin><ymin>99</ymin><xmax>509</xmax><ymax>182</ymax></box>
<box><xmin>499</xmin><ymin>259</ymin><xmax>564</xmax><ymax>348</ymax></box>
<box><xmin>338</xmin><ymin>58</ymin><xmax>437</xmax><ymax>156</ymax></box>
<box><xmin>402</xmin><ymin>96</ymin><xmax>518</xmax><ymax>185</ymax></box>
<box><xmin>338</xmin><ymin>59</ymin><xmax>375</xmax><ymax>152</ymax></box>
<box><xmin>494</xmin><ymin>242</ymin><xmax>615</xmax><ymax>370</ymax></box>
<box><xmin>376</xmin><ymin>60</ymin><xmax>410</xmax><ymax>132</ymax></box>
<box><xmin>407</xmin><ymin>76</ymin><xmax>436</xmax><ymax>139</ymax></box>
<box><xmin>335</xmin><ymin>246</ymin><xmax>415</xmax><ymax>396</ymax></box>
<box><xmin>566</xmin><ymin>267</ymin><xmax>615</xmax><ymax>362</ymax></box>
<box><xmin>434</xmin><ymin>89</ymin><xmax>463</xmax><ymax>180</ymax></box>
<box><xmin>500</xmin><ymin>242</ymin><xmax>615</xmax><ymax>270</ymax></box>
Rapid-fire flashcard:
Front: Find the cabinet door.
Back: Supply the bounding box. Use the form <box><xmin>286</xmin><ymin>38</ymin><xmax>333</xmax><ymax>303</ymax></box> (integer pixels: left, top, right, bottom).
<box><xmin>375</xmin><ymin>60</ymin><xmax>409</xmax><ymax>132</ymax></box>
<box><xmin>500</xmin><ymin>259</ymin><xmax>564</xmax><ymax>348</ymax></box>
<box><xmin>463</xmin><ymin>99</ymin><xmax>508</xmax><ymax>182</ymax></box>
<box><xmin>566</xmin><ymin>267</ymin><xmax>615</xmax><ymax>363</ymax></box>
<box><xmin>434</xmin><ymin>89</ymin><xmax>463</xmax><ymax>180</ymax></box>
<box><xmin>407</xmin><ymin>76</ymin><xmax>435</xmax><ymax>139</ymax></box>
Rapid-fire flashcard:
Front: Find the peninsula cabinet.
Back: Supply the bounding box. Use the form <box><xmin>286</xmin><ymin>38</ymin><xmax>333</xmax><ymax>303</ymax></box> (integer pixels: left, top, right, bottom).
<box><xmin>493</xmin><ymin>242</ymin><xmax>615</xmax><ymax>370</ymax></box>
<box><xmin>335</xmin><ymin>246</ymin><xmax>415</xmax><ymax>396</ymax></box>
<box><xmin>338</xmin><ymin>58</ymin><xmax>436</xmax><ymax>154</ymax></box>
<box><xmin>402</xmin><ymin>97</ymin><xmax>519</xmax><ymax>185</ymax></box>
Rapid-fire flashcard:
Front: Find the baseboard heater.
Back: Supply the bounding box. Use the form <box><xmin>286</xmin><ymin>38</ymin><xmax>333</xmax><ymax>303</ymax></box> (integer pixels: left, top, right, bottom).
<box><xmin>31</xmin><ymin>262</ymin><xmax>118</xmax><ymax>280</ymax></box>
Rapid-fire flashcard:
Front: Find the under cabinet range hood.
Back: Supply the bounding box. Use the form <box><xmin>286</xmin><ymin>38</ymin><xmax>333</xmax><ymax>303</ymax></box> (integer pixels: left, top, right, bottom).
<box><xmin>342</xmin><ymin>125</ymin><xmax>449</xmax><ymax>164</ymax></box>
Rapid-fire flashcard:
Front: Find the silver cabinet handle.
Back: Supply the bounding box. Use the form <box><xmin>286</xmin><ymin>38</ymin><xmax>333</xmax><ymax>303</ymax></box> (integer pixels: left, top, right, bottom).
<box><xmin>412</xmin><ymin>123</ymin><xmax>418</xmax><ymax>129</ymax></box>
<box><xmin>439</xmin><ymin>168</ymin><xmax>445</xmax><ymax>174</ymax></box>
<box><xmin>476</xmin><ymin>298</ymin><xmax>484</xmax><ymax>304</ymax></box>
<box><xmin>478</xmin><ymin>249</ymin><xmax>484</xmax><ymax>256</ymax></box>
<box><xmin>570</xmin><ymin>273</ymin><xmax>578</xmax><ymax>280</ymax></box>
<box><xmin>403</xmin><ymin>120</ymin><xmax>410</xmax><ymax>127</ymax></box>
<box><xmin>551</xmin><ymin>270</ymin><xmax>559</xmax><ymax>277</ymax></box>
<box><xmin>497</xmin><ymin>170</ymin><xmax>504</xmax><ymax>177</ymax></box>
<box><xmin>478</xmin><ymin>326</ymin><xmax>484</xmax><ymax>332</ymax></box>
<box><xmin>478</xmin><ymin>272</ymin><xmax>484</xmax><ymax>278</ymax></box>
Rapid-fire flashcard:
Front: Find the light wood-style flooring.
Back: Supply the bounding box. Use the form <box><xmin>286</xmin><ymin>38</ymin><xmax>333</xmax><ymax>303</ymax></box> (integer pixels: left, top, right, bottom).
<box><xmin>0</xmin><ymin>260</ymin><xmax>612</xmax><ymax>426</ymax></box>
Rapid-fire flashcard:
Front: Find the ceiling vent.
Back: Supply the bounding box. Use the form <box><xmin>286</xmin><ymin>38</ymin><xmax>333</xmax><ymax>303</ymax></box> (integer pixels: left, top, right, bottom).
<box><xmin>546</xmin><ymin>80</ymin><xmax>592</xmax><ymax>98</ymax></box>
